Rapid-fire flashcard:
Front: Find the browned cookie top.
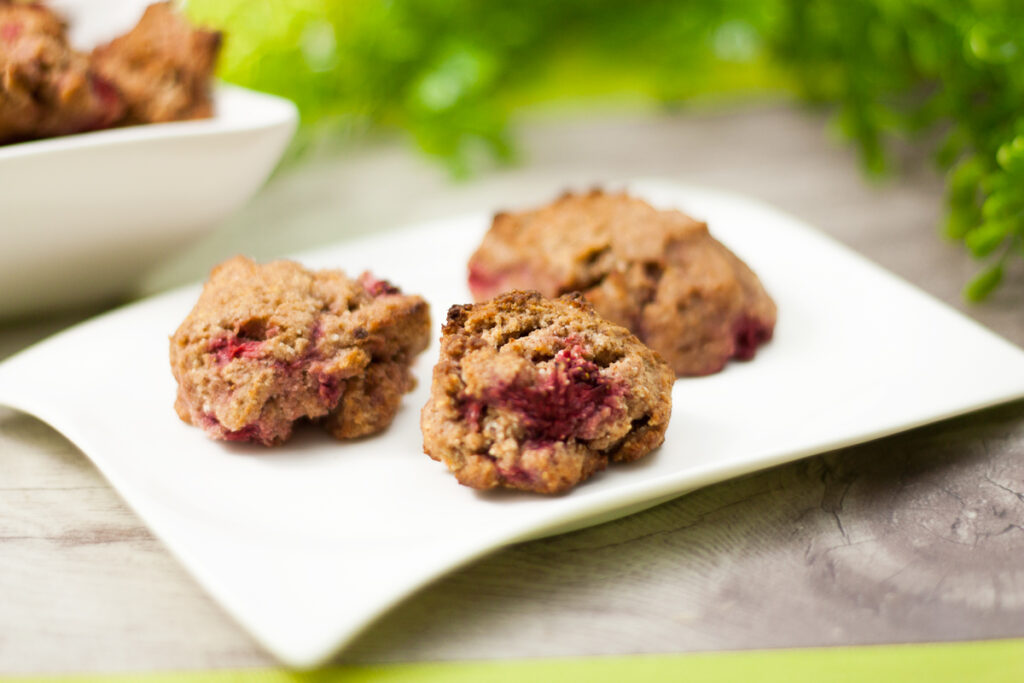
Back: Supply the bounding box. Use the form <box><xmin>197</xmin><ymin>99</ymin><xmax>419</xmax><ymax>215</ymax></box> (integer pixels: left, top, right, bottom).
<box><xmin>170</xmin><ymin>256</ymin><xmax>430</xmax><ymax>446</ymax></box>
<box><xmin>422</xmin><ymin>290</ymin><xmax>674</xmax><ymax>494</ymax></box>
<box><xmin>91</xmin><ymin>2</ymin><xmax>220</xmax><ymax>124</ymax></box>
<box><xmin>468</xmin><ymin>190</ymin><xmax>777</xmax><ymax>376</ymax></box>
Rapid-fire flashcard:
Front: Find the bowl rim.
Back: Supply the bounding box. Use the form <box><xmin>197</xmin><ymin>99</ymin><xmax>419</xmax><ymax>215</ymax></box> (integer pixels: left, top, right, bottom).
<box><xmin>0</xmin><ymin>83</ymin><xmax>298</xmax><ymax>162</ymax></box>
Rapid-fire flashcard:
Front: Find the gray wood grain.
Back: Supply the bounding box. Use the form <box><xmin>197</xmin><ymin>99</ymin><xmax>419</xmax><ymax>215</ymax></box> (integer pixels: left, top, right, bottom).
<box><xmin>3</xmin><ymin>104</ymin><xmax>1024</xmax><ymax>673</ymax></box>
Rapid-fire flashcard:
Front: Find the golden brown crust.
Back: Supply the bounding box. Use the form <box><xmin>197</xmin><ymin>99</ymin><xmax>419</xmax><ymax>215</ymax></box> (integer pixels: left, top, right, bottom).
<box><xmin>170</xmin><ymin>256</ymin><xmax>430</xmax><ymax>446</ymax></box>
<box><xmin>421</xmin><ymin>290</ymin><xmax>674</xmax><ymax>494</ymax></box>
<box><xmin>468</xmin><ymin>190</ymin><xmax>777</xmax><ymax>376</ymax></box>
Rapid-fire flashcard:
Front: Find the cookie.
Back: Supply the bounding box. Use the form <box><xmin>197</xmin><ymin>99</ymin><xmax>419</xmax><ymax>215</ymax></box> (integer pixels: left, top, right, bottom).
<box><xmin>170</xmin><ymin>256</ymin><xmax>430</xmax><ymax>446</ymax></box>
<box><xmin>91</xmin><ymin>2</ymin><xmax>220</xmax><ymax>124</ymax></box>
<box><xmin>0</xmin><ymin>1</ymin><xmax>123</xmax><ymax>144</ymax></box>
<box><xmin>421</xmin><ymin>291</ymin><xmax>674</xmax><ymax>494</ymax></box>
<box><xmin>467</xmin><ymin>190</ymin><xmax>777</xmax><ymax>376</ymax></box>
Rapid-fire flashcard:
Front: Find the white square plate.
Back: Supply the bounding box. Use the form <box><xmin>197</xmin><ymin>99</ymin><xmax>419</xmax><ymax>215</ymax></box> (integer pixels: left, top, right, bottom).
<box><xmin>2</xmin><ymin>180</ymin><xmax>1023</xmax><ymax>668</ymax></box>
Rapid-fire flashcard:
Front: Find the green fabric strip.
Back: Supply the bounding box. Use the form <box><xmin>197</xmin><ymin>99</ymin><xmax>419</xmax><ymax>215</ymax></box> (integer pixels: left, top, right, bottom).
<box><xmin>5</xmin><ymin>639</ymin><xmax>1023</xmax><ymax>683</ymax></box>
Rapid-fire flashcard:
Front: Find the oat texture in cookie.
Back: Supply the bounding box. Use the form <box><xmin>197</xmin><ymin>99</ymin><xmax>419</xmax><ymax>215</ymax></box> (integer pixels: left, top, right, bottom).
<box><xmin>468</xmin><ymin>190</ymin><xmax>777</xmax><ymax>376</ymax></box>
<box><xmin>170</xmin><ymin>256</ymin><xmax>430</xmax><ymax>446</ymax></box>
<box><xmin>422</xmin><ymin>291</ymin><xmax>674</xmax><ymax>494</ymax></box>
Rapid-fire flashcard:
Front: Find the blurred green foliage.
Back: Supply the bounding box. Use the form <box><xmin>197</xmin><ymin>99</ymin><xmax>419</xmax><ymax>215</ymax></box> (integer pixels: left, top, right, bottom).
<box><xmin>187</xmin><ymin>0</ymin><xmax>782</xmax><ymax>173</ymax></box>
<box><xmin>188</xmin><ymin>0</ymin><xmax>1024</xmax><ymax>299</ymax></box>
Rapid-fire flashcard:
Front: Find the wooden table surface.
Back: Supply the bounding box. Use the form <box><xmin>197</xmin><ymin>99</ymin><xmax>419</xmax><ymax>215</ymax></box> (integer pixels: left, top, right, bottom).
<box><xmin>3</xmin><ymin>105</ymin><xmax>1024</xmax><ymax>674</ymax></box>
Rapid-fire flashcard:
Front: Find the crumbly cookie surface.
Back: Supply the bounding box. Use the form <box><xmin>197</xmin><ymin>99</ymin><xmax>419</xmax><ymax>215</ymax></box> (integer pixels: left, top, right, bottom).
<box><xmin>91</xmin><ymin>2</ymin><xmax>220</xmax><ymax>124</ymax></box>
<box><xmin>468</xmin><ymin>190</ymin><xmax>777</xmax><ymax>376</ymax></box>
<box><xmin>422</xmin><ymin>291</ymin><xmax>674</xmax><ymax>494</ymax></box>
<box><xmin>0</xmin><ymin>1</ymin><xmax>123</xmax><ymax>143</ymax></box>
<box><xmin>170</xmin><ymin>256</ymin><xmax>430</xmax><ymax>446</ymax></box>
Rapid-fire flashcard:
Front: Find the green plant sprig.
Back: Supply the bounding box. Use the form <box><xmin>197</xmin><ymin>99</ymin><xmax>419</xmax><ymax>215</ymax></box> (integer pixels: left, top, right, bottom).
<box><xmin>772</xmin><ymin>0</ymin><xmax>1024</xmax><ymax>300</ymax></box>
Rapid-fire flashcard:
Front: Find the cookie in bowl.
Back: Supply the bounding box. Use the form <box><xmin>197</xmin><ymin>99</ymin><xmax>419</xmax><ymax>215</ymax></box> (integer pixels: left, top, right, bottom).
<box><xmin>0</xmin><ymin>1</ymin><xmax>123</xmax><ymax>143</ymax></box>
<box><xmin>0</xmin><ymin>1</ymin><xmax>221</xmax><ymax>145</ymax></box>
<box><xmin>90</xmin><ymin>2</ymin><xmax>221</xmax><ymax>125</ymax></box>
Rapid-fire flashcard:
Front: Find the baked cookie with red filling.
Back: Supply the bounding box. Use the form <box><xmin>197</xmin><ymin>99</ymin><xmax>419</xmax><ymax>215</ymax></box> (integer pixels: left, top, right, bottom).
<box><xmin>170</xmin><ymin>256</ymin><xmax>430</xmax><ymax>446</ymax></box>
<box><xmin>0</xmin><ymin>1</ymin><xmax>123</xmax><ymax>144</ymax></box>
<box><xmin>91</xmin><ymin>2</ymin><xmax>221</xmax><ymax>124</ymax></box>
<box><xmin>467</xmin><ymin>190</ymin><xmax>776</xmax><ymax>376</ymax></box>
<box><xmin>421</xmin><ymin>291</ymin><xmax>674</xmax><ymax>494</ymax></box>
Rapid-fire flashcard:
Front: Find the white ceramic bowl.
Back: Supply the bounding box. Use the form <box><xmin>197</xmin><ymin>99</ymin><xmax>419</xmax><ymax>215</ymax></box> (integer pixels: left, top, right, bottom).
<box><xmin>0</xmin><ymin>85</ymin><xmax>297</xmax><ymax>319</ymax></box>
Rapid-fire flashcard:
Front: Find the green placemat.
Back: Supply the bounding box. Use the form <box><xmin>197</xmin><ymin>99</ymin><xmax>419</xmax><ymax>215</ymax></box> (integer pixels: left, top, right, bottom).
<box><xmin>5</xmin><ymin>639</ymin><xmax>1023</xmax><ymax>682</ymax></box>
